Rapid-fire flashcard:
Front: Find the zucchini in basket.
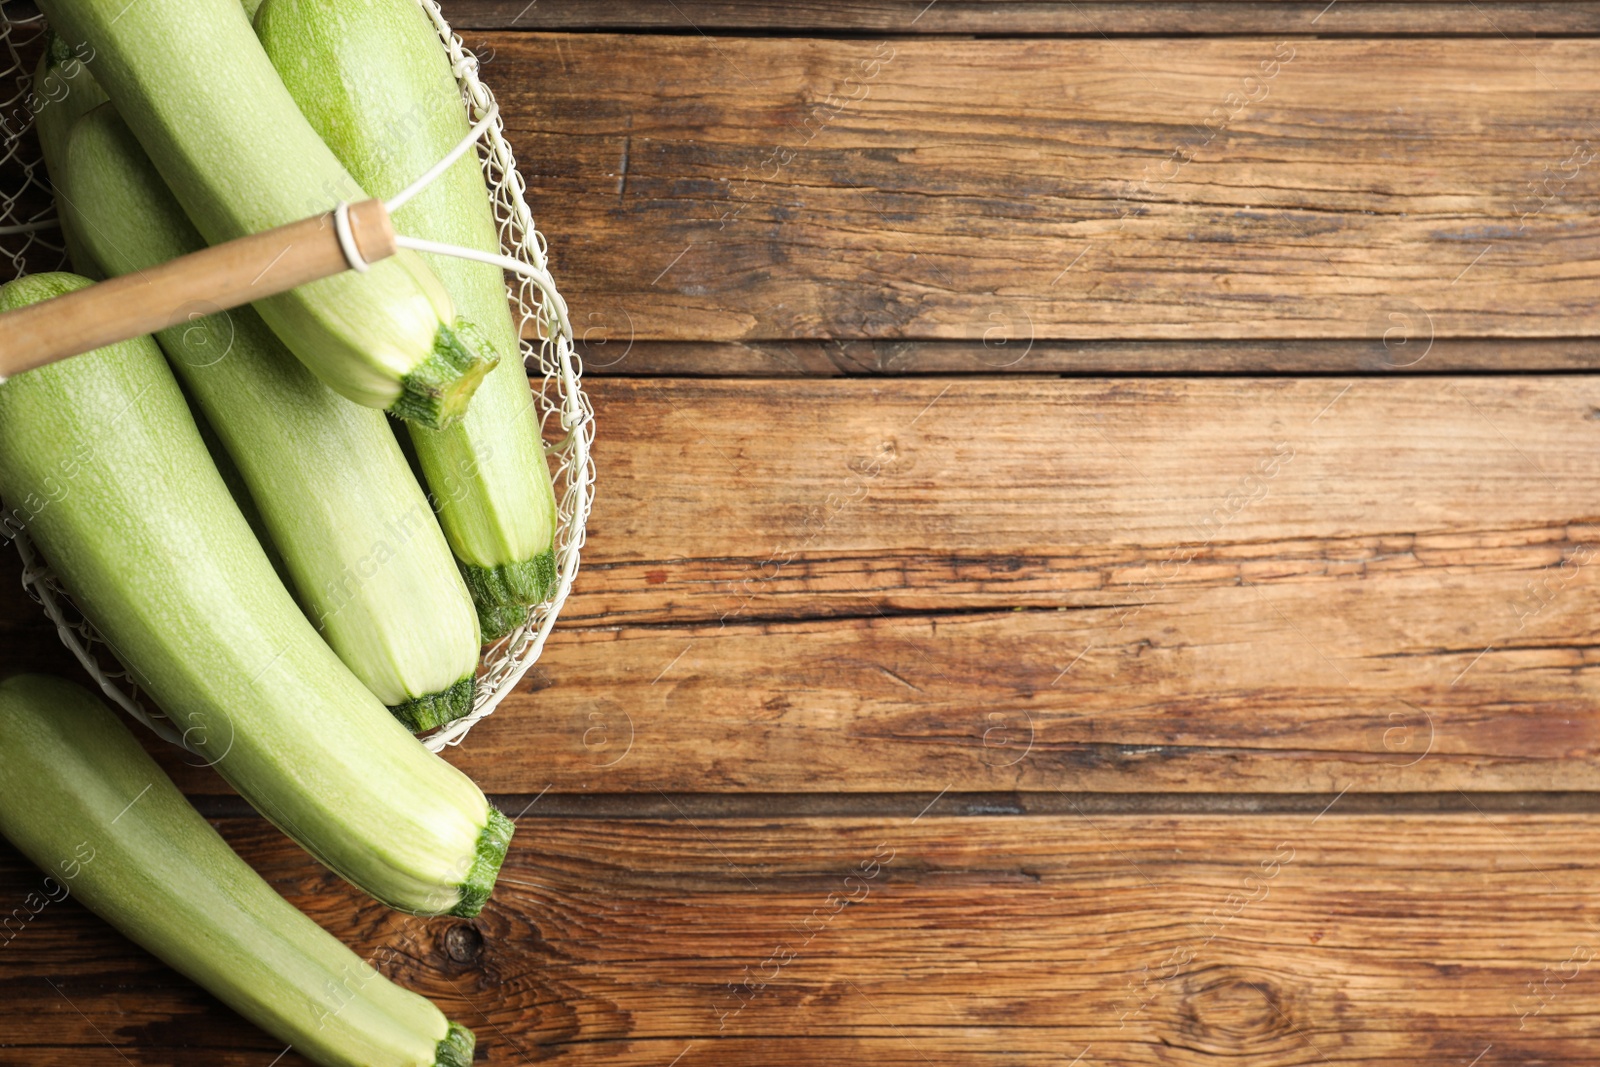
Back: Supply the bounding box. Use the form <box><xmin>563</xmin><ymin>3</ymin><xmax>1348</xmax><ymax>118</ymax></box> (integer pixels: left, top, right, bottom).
<box><xmin>64</xmin><ymin>101</ymin><xmax>481</xmax><ymax>732</ymax></box>
<box><xmin>0</xmin><ymin>674</ymin><xmax>476</xmax><ymax>1067</ymax></box>
<box><xmin>31</xmin><ymin>31</ymin><xmax>107</xmax><ymax>277</ymax></box>
<box><xmin>255</xmin><ymin>0</ymin><xmax>560</xmax><ymax>639</ymax></box>
<box><xmin>35</xmin><ymin>0</ymin><xmax>497</xmax><ymax>428</ymax></box>
<box><xmin>0</xmin><ymin>272</ymin><xmax>512</xmax><ymax>918</ymax></box>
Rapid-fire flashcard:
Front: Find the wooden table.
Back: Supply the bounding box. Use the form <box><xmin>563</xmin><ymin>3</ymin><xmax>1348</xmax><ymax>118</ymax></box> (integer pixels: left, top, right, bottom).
<box><xmin>6</xmin><ymin>1</ymin><xmax>1600</xmax><ymax>1062</ymax></box>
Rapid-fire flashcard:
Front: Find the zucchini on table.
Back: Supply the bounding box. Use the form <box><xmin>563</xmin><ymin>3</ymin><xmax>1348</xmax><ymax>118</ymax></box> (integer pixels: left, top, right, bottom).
<box><xmin>65</xmin><ymin>101</ymin><xmax>482</xmax><ymax>732</ymax></box>
<box><xmin>256</xmin><ymin>0</ymin><xmax>560</xmax><ymax>639</ymax></box>
<box><xmin>0</xmin><ymin>674</ymin><xmax>475</xmax><ymax>1067</ymax></box>
<box><xmin>35</xmin><ymin>0</ymin><xmax>496</xmax><ymax>428</ymax></box>
<box><xmin>0</xmin><ymin>273</ymin><xmax>511</xmax><ymax>917</ymax></box>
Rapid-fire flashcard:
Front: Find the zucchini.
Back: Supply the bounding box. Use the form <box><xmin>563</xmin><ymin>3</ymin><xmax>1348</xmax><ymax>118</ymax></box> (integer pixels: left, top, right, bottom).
<box><xmin>0</xmin><ymin>674</ymin><xmax>475</xmax><ymax>1067</ymax></box>
<box><xmin>35</xmin><ymin>0</ymin><xmax>497</xmax><ymax>428</ymax></box>
<box><xmin>0</xmin><ymin>272</ymin><xmax>512</xmax><ymax>917</ymax></box>
<box><xmin>190</xmin><ymin>385</ymin><xmax>297</xmax><ymax>593</ymax></box>
<box><xmin>31</xmin><ymin>31</ymin><xmax>107</xmax><ymax>276</ymax></box>
<box><xmin>256</xmin><ymin>0</ymin><xmax>559</xmax><ymax>639</ymax></box>
<box><xmin>65</xmin><ymin>102</ymin><xmax>481</xmax><ymax>731</ymax></box>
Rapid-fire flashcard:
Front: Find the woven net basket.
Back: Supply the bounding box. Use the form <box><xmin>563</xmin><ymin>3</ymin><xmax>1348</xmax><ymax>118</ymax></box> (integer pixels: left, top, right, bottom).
<box><xmin>0</xmin><ymin>1</ymin><xmax>594</xmax><ymax>752</ymax></box>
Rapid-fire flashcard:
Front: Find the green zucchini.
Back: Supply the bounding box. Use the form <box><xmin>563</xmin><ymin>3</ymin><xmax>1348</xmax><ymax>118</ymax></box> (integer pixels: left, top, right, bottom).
<box><xmin>189</xmin><ymin>383</ymin><xmax>297</xmax><ymax>593</ymax></box>
<box><xmin>256</xmin><ymin>0</ymin><xmax>559</xmax><ymax>639</ymax></box>
<box><xmin>0</xmin><ymin>273</ymin><xmax>512</xmax><ymax>917</ymax></box>
<box><xmin>65</xmin><ymin>102</ymin><xmax>481</xmax><ymax>731</ymax></box>
<box><xmin>31</xmin><ymin>31</ymin><xmax>107</xmax><ymax>276</ymax></box>
<box><xmin>35</xmin><ymin>0</ymin><xmax>497</xmax><ymax>429</ymax></box>
<box><xmin>0</xmin><ymin>674</ymin><xmax>475</xmax><ymax>1067</ymax></box>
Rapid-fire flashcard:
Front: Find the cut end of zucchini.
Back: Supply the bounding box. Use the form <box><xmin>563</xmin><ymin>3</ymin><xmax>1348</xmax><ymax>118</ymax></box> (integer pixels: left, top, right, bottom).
<box><xmin>389</xmin><ymin>318</ymin><xmax>499</xmax><ymax>430</ymax></box>
<box><xmin>451</xmin><ymin>807</ymin><xmax>515</xmax><ymax>918</ymax></box>
<box><xmin>475</xmin><ymin>601</ymin><xmax>528</xmax><ymax>645</ymax></box>
<box><xmin>45</xmin><ymin>28</ymin><xmax>74</xmax><ymax>66</ymax></box>
<box><xmin>389</xmin><ymin>674</ymin><xmax>476</xmax><ymax>733</ymax></box>
<box><xmin>462</xmin><ymin>549</ymin><xmax>558</xmax><ymax>642</ymax></box>
<box><xmin>435</xmin><ymin>1023</ymin><xmax>477</xmax><ymax>1067</ymax></box>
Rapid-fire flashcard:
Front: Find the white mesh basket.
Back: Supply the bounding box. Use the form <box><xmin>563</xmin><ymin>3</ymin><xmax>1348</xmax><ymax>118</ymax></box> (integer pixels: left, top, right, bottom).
<box><xmin>0</xmin><ymin>1</ymin><xmax>594</xmax><ymax>753</ymax></box>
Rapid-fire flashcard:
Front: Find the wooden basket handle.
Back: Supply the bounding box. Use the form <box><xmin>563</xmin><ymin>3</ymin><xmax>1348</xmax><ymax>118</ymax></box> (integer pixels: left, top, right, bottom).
<box><xmin>0</xmin><ymin>198</ymin><xmax>397</xmax><ymax>381</ymax></box>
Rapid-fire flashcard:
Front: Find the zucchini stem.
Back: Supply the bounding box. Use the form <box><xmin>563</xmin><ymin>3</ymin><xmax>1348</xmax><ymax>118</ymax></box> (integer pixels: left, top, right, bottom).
<box><xmin>455</xmin><ymin>808</ymin><xmax>515</xmax><ymax>918</ymax></box>
<box><xmin>391</xmin><ymin>318</ymin><xmax>499</xmax><ymax>430</ymax></box>
<box><xmin>461</xmin><ymin>550</ymin><xmax>558</xmax><ymax>640</ymax></box>
<box><xmin>391</xmin><ymin>674</ymin><xmax>475</xmax><ymax>733</ymax></box>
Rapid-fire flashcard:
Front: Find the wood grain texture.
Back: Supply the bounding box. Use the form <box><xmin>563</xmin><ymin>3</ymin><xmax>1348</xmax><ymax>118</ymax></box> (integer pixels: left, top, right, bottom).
<box><xmin>561</xmin><ymin>376</ymin><xmax>1600</xmax><ymax>624</ymax></box>
<box><xmin>442</xmin><ymin>0</ymin><xmax>1600</xmax><ymax>35</ymax></box>
<box><xmin>2</xmin><ymin>813</ymin><xmax>1597</xmax><ymax>1064</ymax></box>
<box><xmin>439</xmin><ymin>596</ymin><xmax>1600</xmax><ymax>794</ymax></box>
<box><xmin>491</xmin><ymin>34</ymin><xmax>1600</xmax><ymax>342</ymax></box>
<box><xmin>7</xmin><ymin>9</ymin><xmax>1600</xmax><ymax>1067</ymax></box>
<box><xmin>11</xmin><ymin>374</ymin><xmax>1600</xmax><ymax>795</ymax></box>
<box><xmin>444</xmin><ymin>376</ymin><xmax>1593</xmax><ymax>794</ymax></box>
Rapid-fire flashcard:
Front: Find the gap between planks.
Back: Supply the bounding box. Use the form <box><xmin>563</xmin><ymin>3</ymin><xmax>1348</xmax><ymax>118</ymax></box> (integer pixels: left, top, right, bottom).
<box><xmin>186</xmin><ymin>791</ymin><xmax>1600</xmax><ymax>819</ymax></box>
<box><xmin>439</xmin><ymin>0</ymin><xmax>1600</xmax><ymax>37</ymax></box>
<box><xmin>568</xmin><ymin>339</ymin><xmax>1600</xmax><ymax>377</ymax></box>
<box><xmin>9</xmin><ymin>1</ymin><xmax>1588</xmax><ymax>37</ymax></box>
<box><xmin>9</xmin><ymin>1</ymin><xmax>1598</xmax><ymax>38</ymax></box>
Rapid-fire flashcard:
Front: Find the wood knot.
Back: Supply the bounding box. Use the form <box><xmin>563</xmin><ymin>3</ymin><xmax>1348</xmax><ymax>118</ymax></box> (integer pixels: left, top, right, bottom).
<box><xmin>443</xmin><ymin>922</ymin><xmax>485</xmax><ymax>965</ymax></box>
<box><xmin>1171</xmin><ymin>967</ymin><xmax>1304</xmax><ymax>1054</ymax></box>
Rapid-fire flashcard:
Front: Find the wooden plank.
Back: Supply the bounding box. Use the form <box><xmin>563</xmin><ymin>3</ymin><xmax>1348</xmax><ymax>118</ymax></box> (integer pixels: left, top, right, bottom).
<box><xmin>443</xmin><ymin>0</ymin><xmax>1600</xmax><ymax>36</ymax></box>
<box><xmin>3</xmin><ymin>813</ymin><xmax>1598</xmax><ymax>1063</ymax></box>
<box><xmin>14</xmin><ymin>373</ymin><xmax>1600</xmax><ymax>794</ymax></box>
<box><xmin>493</xmin><ymin>34</ymin><xmax>1600</xmax><ymax>342</ymax></box>
<box><xmin>561</xmin><ymin>376</ymin><xmax>1600</xmax><ymax>621</ymax></box>
<box><xmin>576</xmin><ymin>338</ymin><xmax>1600</xmax><ymax>375</ymax></box>
<box><xmin>441</xmin><ymin>591</ymin><xmax>1600</xmax><ymax>794</ymax></box>
<box><xmin>438</xmin><ymin>373</ymin><xmax>1600</xmax><ymax>793</ymax></box>
<box><xmin>114</xmin><ymin>563</ymin><xmax>1600</xmax><ymax>794</ymax></box>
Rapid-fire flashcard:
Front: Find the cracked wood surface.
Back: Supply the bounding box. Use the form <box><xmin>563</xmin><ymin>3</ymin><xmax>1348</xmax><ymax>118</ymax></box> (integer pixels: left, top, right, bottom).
<box><xmin>0</xmin><ymin>813</ymin><xmax>1590</xmax><ymax>1065</ymax></box>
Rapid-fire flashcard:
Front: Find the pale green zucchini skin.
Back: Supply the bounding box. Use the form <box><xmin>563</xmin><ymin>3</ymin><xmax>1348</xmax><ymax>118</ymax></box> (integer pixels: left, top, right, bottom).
<box><xmin>35</xmin><ymin>0</ymin><xmax>497</xmax><ymax>428</ymax></box>
<box><xmin>256</xmin><ymin>0</ymin><xmax>560</xmax><ymax>639</ymax></box>
<box><xmin>31</xmin><ymin>32</ymin><xmax>107</xmax><ymax>276</ymax></box>
<box><xmin>65</xmin><ymin>103</ymin><xmax>480</xmax><ymax>732</ymax></box>
<box><xmin>0</xmin><ymin>273</ymin><xmax>512</xmax><ymax>917</ymax></box>
<box><xmin>189</xmin><ymin>379</ymin><xmax>298</xmax><ymax>593</ymax></box>
<box><xmin>0</xmin><ymin>674</ymin><xmax>476</xmax><ymax>1067</ymax></box>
